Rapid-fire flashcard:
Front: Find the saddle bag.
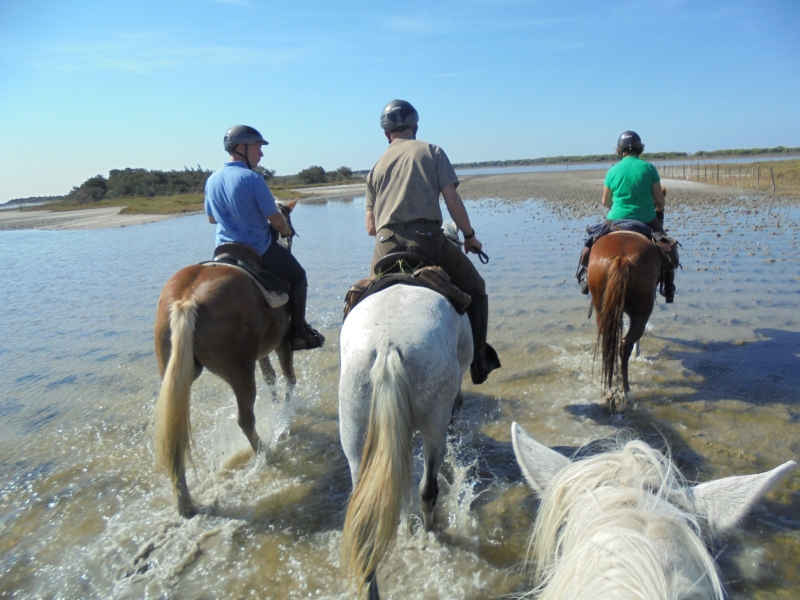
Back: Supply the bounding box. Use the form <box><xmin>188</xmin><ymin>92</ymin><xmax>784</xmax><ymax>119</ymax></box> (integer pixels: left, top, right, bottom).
<box><xmin>651</xmin><ymin>232</ymin><xmax>681</xmax><ymax>271</ymax></box>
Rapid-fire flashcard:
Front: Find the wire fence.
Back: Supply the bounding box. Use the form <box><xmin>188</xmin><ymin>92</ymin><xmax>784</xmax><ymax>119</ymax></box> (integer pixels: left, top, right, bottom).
<box><xmin>656</xmin><ymin>160</ymin><xmax>800</xmax><ymax>194</ymax></box>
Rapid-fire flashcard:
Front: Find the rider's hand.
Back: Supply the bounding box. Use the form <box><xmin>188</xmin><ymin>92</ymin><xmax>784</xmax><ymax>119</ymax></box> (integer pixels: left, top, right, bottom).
<box><xmin>464</xmin><ymin>236</ymin><xmax>482</xmax><ymax>255</ymax></box>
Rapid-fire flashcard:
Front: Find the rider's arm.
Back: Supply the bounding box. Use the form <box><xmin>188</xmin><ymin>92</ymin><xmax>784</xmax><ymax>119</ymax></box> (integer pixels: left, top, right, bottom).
<box><xmin>442</xmin><ymin>185</ymin><xmax>482</xmax><ymax>254</ymax></box>
<box><xmin>365</xmin><ymin>209</ymin><xmax>376</xmax><ymax>236</ymax></box>
<box><xmin>652</xmin><ymin>183</ymin><xmax>666</xmax><ymax>212</ymax></box>
<box><xmin>267</xmin><ymin>211</ymin><xmax>293</xmax><ymax>237</ymax></box>
<box><xmin>602</xmin><ymin>186</ymin><xmax>613</xmax><ymax>209</ymax></box>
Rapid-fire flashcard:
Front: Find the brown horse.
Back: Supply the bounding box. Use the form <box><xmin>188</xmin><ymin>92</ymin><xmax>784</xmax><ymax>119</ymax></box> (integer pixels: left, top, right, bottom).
<box><xmin>153</xmin><ymin>200</ymin><xmax>298</xmax><ymax>517</ymax></box>
<box><xmin>587</xmin><ymin>230</ymin><xmax>662</xmax><ymax>412</ymax></box>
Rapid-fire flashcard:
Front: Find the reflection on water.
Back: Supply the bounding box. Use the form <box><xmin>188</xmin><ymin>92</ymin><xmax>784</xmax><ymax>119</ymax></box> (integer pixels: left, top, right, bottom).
<box><xmin>0</xmin><ymin>198</ymin><xmax>798</xmax><ymax>598</ymax></box>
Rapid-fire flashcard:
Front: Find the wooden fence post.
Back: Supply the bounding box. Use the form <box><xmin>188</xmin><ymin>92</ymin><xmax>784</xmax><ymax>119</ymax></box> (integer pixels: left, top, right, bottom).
<box><xmin>770</xmin><ymin>167</ymin><xmax>776</xmax><ymax>191</ymax></box>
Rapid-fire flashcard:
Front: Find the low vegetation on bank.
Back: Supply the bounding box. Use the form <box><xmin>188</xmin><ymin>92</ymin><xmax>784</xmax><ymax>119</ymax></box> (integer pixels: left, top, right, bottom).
<box><xmin>21</xmin><ymin>164</ymin><xmax>365</xmax><ymax>214</ymax></box>
<box><xmin>11</xmin><ymin>146</ymin><xmax>800</xmax><ymax>214</ymax></box>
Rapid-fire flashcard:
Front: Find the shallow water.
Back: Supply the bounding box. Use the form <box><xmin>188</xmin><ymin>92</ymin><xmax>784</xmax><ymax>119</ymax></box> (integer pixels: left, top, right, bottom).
<box><xmin>0</xmin><ymin>197</ymin><xmax>798</xmax><ymax>599</ymax></box>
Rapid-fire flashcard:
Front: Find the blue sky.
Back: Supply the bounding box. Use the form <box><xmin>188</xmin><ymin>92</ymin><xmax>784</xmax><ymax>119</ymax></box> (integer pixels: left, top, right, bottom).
<box><xmin>1</xmin><ymin>0</ymin><xmax>798</xmax><ymax>203</ymax></box>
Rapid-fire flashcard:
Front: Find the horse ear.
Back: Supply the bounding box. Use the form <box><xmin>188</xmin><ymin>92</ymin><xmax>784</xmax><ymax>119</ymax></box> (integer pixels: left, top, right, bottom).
<box><xmin>286</xmin><ymin>197</ymin><xmax>299</xmax><ymax>212</ymax></box>
<box><xmin>689</xmin><ymin>460</ymin><xmax>795</xmax><ymax>535</ymax></box>
<box><xmin>511</xmin><ymin>422</ymin><xmax>571</xmax><ymax>496</ymax></box>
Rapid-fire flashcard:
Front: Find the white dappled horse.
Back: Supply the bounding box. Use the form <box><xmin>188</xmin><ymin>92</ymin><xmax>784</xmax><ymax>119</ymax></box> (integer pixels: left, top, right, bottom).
<box><xmin>339</xmin><ymin>285</ymin><xmax>473</xmax><ymax>599</ymax></box>
<box><xmin>511</xmin><ymin>422</ymin><xmax>794</xmax><ymax>600</ymax></box>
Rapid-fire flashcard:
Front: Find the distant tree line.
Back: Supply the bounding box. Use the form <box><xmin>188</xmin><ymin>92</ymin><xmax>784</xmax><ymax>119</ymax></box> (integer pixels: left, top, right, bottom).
<box><xmin>692</xmin><ymin>146</ymin><xmax>800</xmax><ymax>157</ymax></box>
<box><xmin>452</xmin><ymin>147</ymin><xmax>800</xmax><ymax>169</ymax></box>
<box><xmin>296</xmin><ymin>165</ymin><xmax>355</xmax><ymax>184</ymax></box>
<box><xmin>65</xmin><ymin>167</ymin><xmax>214</xmax><ymax>204</ymax></box>
<box><xmin>61</xmin><ymin>164</ymin><xmax>361</xmax><ymax>205</ymax></box>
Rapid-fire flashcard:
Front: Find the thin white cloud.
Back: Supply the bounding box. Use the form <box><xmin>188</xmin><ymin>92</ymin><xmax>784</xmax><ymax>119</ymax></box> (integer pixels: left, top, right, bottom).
<box><xmin>209</xmin><ymin>0</ymin><xmax>251</xmax><ymax>5</ymax></box>
<box><xmin>16</xmin><ymin>32</ymin><xmax>334</xmax><ymax>74</ymax></box>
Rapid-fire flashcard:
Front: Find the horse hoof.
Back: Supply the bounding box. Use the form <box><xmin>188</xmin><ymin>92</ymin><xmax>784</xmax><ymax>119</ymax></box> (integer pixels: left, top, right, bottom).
<box><xmin>178</xmin><ymin>500</ymin><xmax>197</xmax><ymax>518</ymax></box>
<box><xmin>604</xmin><ymin>389</ymin><xmax>627</xmax><ymax>413</ymax></box>
<box><xmin>422</xmin><ymin>510</ymin><xmax>436</xmax><ymax>532</ymax></box>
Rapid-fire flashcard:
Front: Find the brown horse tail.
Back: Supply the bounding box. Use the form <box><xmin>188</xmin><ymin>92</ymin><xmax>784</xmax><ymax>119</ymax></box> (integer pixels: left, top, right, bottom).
<box><xmin>342</xmin><ymin>345</ymin><xmax>413</xmax><ymax>598</ymax></box>
<box><xmin>597</xmin><ymin>255</ymin><xmax>628</xmax><ymax>389</ymax></box>
<box><xmin>154</xmin><ymin>299</ymin><xmax>198</xmax><ymax>486</ymax></box>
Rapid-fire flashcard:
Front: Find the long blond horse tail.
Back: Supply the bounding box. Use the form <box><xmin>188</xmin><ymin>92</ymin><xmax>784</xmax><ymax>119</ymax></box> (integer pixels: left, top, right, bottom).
<box><xmin>596</xmin><ymin>255</ymin><xmax>628</xmax><ymax>389</ymax></box>
<box><xmin>342</xmin><ymin>345</ymin><xmax>414</xmax><ymax>598</ymax></box>
<box><xmin>154</xmin><ymin>299</ymin><xmax>197</xmax><ymax>485</ymax></box>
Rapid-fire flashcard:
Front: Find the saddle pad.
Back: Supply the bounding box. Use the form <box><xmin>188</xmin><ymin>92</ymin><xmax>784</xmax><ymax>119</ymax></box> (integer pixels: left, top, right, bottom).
<box><xmin>202</xmin><ymin>262</ymin><xmax>289</xmax><ymax>309</ymax></box>
<box><xmin>610</xmin><ymin>219</ymin><xmax>653</xmax><ymax>238</ymax></box>
<box><xmin>343</xmin><ymin>266</ymin><xmax>471</xmax><ymax>321</ymax></box>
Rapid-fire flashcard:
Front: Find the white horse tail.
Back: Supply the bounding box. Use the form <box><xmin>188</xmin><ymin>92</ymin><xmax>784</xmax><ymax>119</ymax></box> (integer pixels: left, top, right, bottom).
<box><xmin>342</xmin><ymin>344</ymin><xmax>414</xmax><ymax>598</ymax></box>
<box><xmin>154</xmin><ymin>299</ymin><xmax>198</xmax><ymax>486</ymax></box>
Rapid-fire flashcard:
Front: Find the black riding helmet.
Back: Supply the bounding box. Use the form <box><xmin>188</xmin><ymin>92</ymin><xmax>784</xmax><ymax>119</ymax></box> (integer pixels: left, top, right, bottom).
<box><xmin>224</xmin><ymin>125</ymin><xmax>268</xmax><ymax>169</ymax></box>
<box><xmin>617</xmin><ymin>131</ymin><xmax>644</xmax><ymax>154</ymax></box>
<box><xmin>380</xmin><ymin>100</ymin><xmax>419</xmax><ymax>133</ymax></box>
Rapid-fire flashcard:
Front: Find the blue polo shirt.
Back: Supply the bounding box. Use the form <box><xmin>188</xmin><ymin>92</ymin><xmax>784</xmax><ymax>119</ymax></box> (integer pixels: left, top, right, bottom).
<box><xmin>204</xmin><ymin>161</ymin><xmax>279</xmax><ymax>254</ymax></box>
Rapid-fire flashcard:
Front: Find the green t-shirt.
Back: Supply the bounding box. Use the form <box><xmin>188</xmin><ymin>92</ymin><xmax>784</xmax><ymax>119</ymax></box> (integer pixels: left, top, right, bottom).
<box><xmin>604</xmin><ymin>156</ymin><xmax>660</xmax><ymax>222</ymax></box>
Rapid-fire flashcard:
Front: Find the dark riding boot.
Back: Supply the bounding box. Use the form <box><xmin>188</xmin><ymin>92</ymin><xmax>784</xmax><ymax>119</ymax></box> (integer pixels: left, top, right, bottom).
<box><xmin>660</xmin><ymin>270</ymin><xmax>675</xmax><ymax>303</ymax></box>
<box><xmin>467</xmin><ymin>294</ymin><xmax>501</xmax><ymax>385</ymax></box>
<box><xmin>576</xmin><ymin>245</ymin><xmax>591</xmax><ymax>294</ymax></box>
<box><xmin>288</xmin><ymin>279</ymin><xmax>325</xmax><ymax>351</ymax></box>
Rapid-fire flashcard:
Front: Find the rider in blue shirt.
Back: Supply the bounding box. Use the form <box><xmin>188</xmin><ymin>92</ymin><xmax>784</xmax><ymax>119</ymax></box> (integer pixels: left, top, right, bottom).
<box><xmin>205</xmin><ymin>125</ymin><xmax>324</xmax><ymax>350</ymax></box>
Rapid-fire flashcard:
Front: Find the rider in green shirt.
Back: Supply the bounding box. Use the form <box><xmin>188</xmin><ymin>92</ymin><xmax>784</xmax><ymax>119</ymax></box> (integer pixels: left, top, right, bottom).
<box><xmin>576</xmin><ymin>131</ymin><xmax>674</xmax><ymax>302</ymax></box>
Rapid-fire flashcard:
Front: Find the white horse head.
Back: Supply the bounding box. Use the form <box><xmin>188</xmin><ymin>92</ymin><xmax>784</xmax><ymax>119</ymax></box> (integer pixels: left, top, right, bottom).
<box><xmin>510</xmin><ymin>422</ymin><xmax>795</xmax><ymax>600</ymax></box>
<box><xmin>339</xmin><ymin>285</ymin><xmax>473</xmax><ymax>599</ymax></box>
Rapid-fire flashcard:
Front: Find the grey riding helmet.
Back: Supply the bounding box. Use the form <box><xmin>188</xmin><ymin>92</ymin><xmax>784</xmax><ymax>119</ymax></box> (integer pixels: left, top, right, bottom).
<box><xmin>617</xmin><ymin>130</ymin><xmax>644</xmax><ymax>154</ymax></box>
<box><xmin>380</xmin><ymin>100</ymin><xmax>419</xmax><ymax>133</ymax></box>
<box><xmin>224</xmin><ymin>125</ymin><xmax>268</xmax><ymax>168</ymax></box>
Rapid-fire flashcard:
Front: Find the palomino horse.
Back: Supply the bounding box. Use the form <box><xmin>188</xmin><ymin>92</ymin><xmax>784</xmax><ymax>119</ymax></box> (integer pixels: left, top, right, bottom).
<box><xmin>153</xmin><ymin>199</ymin><xmax>298</xmax><ymax>517</ymax></box>
<box><xmin>339</xmin><ymin>285</ymin><xmax>473</xmax><ymax>599</ymax></box>
<box><xmin>511</xmin><ymin>422</ymin><xmax>794</xmax><ymax>600</ymax></box>
<box><xmin>587</xmin><ymin>230</ymin><xmax>662</xmax><ymax>411</ymax></box>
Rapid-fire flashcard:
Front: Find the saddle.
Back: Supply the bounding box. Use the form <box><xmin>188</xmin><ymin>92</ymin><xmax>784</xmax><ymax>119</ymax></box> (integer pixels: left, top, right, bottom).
<box><xmin>343</xmin><ymin>248</ymin><xmax>471</xmax><ymax>321</ymax></box>
<box><xmin>587</xmin><ymin>221</ymin><xmax>680</xmax><ymax>271</ymax></box>
<box><xmin>201</xmin><ymin>242</ymin><xmax>289</xmax><ymax>308</ymax></box>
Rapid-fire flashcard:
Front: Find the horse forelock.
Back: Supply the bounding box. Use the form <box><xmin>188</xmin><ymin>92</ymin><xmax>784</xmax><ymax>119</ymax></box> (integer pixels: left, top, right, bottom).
<box><xmin>527</xmin><ymin>440</ymin><xmax>724</xmax><ymax>600</ymax></box>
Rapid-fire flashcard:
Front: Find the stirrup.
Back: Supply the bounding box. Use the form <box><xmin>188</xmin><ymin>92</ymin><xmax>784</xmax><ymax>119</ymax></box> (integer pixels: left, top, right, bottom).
<box><xmin>576</xmin><ymin>265</ymin><xmax>589</xmax><ymax>294</ymax></box>
<box><xmin>290</xmin><ymin>325</ymin><xmax>325</xmax><ymax>351</ymax></box>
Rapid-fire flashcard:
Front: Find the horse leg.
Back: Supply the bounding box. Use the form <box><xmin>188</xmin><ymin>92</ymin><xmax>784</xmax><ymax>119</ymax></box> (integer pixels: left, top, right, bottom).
<box><xmin>175</xmin><ymin>469</ymin><xmax>196</xmax><ymax>518</ymax></box>
<box><xmin>449</xmin><ymin>391</ymin><xmax>463</xmax><ymax>426</ymax></box>
<box><xmin>228</xmin><ymin>367</ymin><xmax>262</xmax><ymax>453</ymax></box>
<box><xmin>275</xmin><ymin>340</ymin><xmax>296</xmax><ymax>403</ymax></box>
<box><xmin>620</xmin><ymin>316</ymin><xmax>648</xmax><ymax>394</ymax></box>
<box><xmin>258</xmin><ymin>356</ymin><xmax>279</xmax><ymax>403</ymax></box>
<box><xmin>419</xmin><ymin>436</ymin><xmax>446</xmax><ymax>532</ymax></box>
<box><xmin>367</xmin><ymin>571</ymin><xmax>380</xmax><ymax>600</ymax></box>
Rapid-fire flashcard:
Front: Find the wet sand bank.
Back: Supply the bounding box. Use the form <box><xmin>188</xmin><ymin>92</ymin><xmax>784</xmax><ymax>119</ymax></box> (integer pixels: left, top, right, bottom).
<box><xmin>0</xmin><ymin>206</ymin><xmax>191</xmax><ymax>231</ymax></box>
<box><xmin>458</xmin><ymin>169</ymin><xmax>794</xmax><ymax>220</ymax></box>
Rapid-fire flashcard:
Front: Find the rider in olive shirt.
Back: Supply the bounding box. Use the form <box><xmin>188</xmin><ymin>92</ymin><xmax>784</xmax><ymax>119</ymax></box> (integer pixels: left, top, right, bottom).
<box><xmin>576</xmin><ymin>131</ymin><xmax>674</xmax><ymax>302</ymax></box>
<box><xmin>365</xmin><ymin>100</ymin><xmax>500</xmax><ymax>385</ymax></box>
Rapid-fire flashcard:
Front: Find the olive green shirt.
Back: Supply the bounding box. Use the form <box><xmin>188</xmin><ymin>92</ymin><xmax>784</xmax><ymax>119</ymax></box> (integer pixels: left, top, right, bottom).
<box><xmin>366</xmin><ymin>138</ymin><xmax>459</xmax><ymax>231</ymax></box>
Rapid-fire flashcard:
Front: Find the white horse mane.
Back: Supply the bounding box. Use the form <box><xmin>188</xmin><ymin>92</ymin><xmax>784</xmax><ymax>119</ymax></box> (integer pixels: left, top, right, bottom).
<box><xmin>511</xmin><ymin>424</ymin><xmax>795</xmax><ymax>600</ymax></box>
<box><xmin>527</xmin><ymin>439</ymin><xmax>722</xmax><ymax>600</ymax></box>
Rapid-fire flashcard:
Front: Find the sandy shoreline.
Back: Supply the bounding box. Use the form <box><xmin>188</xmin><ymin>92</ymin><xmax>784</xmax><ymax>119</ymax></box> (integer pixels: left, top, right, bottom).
<box><xmin>0</xmin><ymin>206</ymin><xmax>192</xmax><ymax>231</ymax></box>
<box><xmin>2</xmin><ymin>170</ymin><xmax>794</xmax><ymax>231</ymax></box>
